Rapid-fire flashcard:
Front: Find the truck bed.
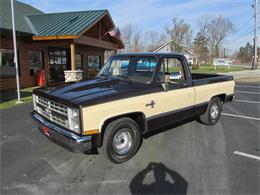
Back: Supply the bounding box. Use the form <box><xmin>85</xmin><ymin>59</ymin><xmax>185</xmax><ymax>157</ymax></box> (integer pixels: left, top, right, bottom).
<box><xmin>191</xmin><ymin>73</ymin><xmax>233</xmax><ymax>86</ymax></box>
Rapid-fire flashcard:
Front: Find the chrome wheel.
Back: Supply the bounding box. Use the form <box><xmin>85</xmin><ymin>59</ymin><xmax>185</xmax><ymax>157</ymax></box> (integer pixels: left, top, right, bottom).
<box><xmin>112</xmin><ymin>129</ymin><xmax>132</xmax><ymax>155</ymax></box>
<box><xmin>210</xmin><ymin>103</ymin><xmax>219</xmax><ymax>120</ymax></box>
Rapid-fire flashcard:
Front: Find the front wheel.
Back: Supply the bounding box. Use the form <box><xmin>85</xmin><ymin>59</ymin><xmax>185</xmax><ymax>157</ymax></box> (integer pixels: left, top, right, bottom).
<box><xmin>101</xmin><ymin>117</ymin><xmax>141</xmax><ymax>163</ymax></box>
<box><xmin>199</xmin><ymin>97</ymin><xmax>222</xmax><ymax>125</ymax></box>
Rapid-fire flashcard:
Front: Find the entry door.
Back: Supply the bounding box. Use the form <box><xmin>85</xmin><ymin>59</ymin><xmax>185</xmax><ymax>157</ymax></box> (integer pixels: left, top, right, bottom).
<box><xmin>147</xmin><ymin>57</ymin><xmax>195</xmax><ymax>130</ymax></box>
<box><xmin>48</xmin><ymin>47</ymin><xmax>70</xmax><ymax>82</ymax></box>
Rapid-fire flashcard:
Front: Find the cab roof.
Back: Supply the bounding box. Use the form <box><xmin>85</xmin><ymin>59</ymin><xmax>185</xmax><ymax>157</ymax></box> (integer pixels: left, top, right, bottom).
<box><xmin>113</xmin><ymin>52</ymin><xmax>183</xmax><ymax>57</ymax></box>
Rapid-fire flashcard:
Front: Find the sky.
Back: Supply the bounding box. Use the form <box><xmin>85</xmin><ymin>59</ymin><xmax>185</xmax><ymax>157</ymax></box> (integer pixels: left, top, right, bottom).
<box><xmin>19</xmin><ymin>0</ymin><xmax>259</xmax><ymax>54</ymax></box>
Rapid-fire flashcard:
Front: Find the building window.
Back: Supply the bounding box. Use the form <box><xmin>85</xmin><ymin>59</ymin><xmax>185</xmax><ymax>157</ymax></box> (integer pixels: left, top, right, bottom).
<box><xmin>0</xmin><ymin>49</ymin><xmax>19</xmax><ymax>78</ymax></box>
<box><xmin>28</xmin><ymin>51</ymin><xmax>42</xmax><ymax>76</ymax></box>
<box><xmin>75</xmin><ymin>54</ymin><xmax>83</xmax><ymax>70</ymax></box>
<box><xmin>48</xmin><ymin>47</ymin><xmax>68</xmax><ymax>65</ymax></box>
<box><xmin>48</xmin><ymin>47</ymin><xmax>69</xmax><ymax>82</ymax></box>
<box><xmin>88</xmin><ymin>56</ymin><xmax>101</xmax><ymax>70</ymax></box>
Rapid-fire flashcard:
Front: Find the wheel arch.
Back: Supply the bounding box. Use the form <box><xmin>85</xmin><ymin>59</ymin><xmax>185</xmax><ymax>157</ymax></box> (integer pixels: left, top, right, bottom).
<box><xmin>211</xmin><ymin>93</ymin><xmax>227</xmax><ymax>103</ymax></box>
<box><xmin>94</xmin><ymin>112</ymin><xmax>147</xmax><ymax>148</ymax></box>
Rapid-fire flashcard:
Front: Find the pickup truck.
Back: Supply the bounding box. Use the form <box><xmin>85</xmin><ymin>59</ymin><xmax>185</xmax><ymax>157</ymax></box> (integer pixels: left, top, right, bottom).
<box><xmin>31</xmin><ymin>53</ymin><xmax>235</xmax><ymax>163</ymax></box>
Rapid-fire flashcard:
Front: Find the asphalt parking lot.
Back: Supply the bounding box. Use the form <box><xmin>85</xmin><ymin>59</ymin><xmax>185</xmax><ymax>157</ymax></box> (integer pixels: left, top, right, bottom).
<box><xmin>1</xmin><ymin>82</ymin><xmax>259</xmax><ymax>195</ymax></box>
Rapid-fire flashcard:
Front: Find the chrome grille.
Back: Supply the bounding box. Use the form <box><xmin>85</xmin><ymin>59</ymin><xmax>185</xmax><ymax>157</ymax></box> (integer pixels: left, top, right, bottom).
<box><xmin>35</xmin><ymin>96</ymin><xmax>69</xmax><ymax>129</ymax></box>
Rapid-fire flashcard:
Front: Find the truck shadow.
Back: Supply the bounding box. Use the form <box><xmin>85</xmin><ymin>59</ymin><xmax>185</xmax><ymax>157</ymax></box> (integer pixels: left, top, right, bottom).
<box><xmin>143</xmin><ymin>117</ymin><xmax>198</xmax><ymax>139</ymax></box>
<box><xmin>129</xmin><ymin>162</ymin><xmax>188</xmax><ymax>195</ymax></box>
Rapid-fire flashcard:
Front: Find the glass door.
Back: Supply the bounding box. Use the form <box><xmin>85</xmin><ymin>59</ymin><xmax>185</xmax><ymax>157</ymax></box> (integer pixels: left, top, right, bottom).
<box><xmin>48</xmin><ymin>47</ymin><xmax>70</xmax><ymax>82</ymax></box>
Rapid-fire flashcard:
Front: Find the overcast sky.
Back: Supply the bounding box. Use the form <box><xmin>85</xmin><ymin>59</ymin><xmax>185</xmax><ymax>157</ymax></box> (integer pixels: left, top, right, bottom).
<box><xmin>20</xmin><ymin>0</ymin><xmax>258</xmax><ymax>54</ymax></box>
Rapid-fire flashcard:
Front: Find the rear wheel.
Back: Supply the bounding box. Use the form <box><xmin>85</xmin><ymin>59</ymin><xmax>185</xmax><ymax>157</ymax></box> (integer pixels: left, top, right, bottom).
<box><xmin>199</xmin><ymin>97</ymin><xmax>222</xmax><ymax>125</ymax></box>
<box><xmin>101</xmin><ymin>117</ymin><xmax>141</xmax><ymax>163</ymax></box>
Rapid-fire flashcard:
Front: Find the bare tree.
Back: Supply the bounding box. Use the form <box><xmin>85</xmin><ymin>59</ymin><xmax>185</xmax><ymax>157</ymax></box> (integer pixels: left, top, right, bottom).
<box><xmin>197</xmin><ymin>14</ymin><xmax>211</xmax><ymax>37</ymax></box>
<box><xmin>145</xmin><ymin>30</ymin><xmax>167</xmax><ymax>51</ymax></box>
<box><xmin>207</xmin><ymin>15</ymin><xmax>234</xmax><ymax>59</ymax></box>
<box><xmin>165</xmin><ymin>17</ymin><xmax>192</xmax><ymax>52</ymax></box>
<box><xmin>193</xmin><ymin>32</ymin><xmax>209</xmax><ymax>66</ymax></box>
<box><xmin>121</xmin><ymin>23</ymin><xmax>143</xmax><ymax>52</ymax></box>
<box><xmin>194</xmin><ymin>14</ymin><xmax>211</xmax><ymax>64</ymax></box>
<box><xmin>133</xmin><ymin>31</ymin><xmax>143</xmax><ymax>52</ymax></box>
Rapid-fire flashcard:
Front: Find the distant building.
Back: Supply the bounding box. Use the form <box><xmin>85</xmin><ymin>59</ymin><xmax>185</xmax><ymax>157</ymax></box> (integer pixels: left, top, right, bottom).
<box><xmin>153</xmin><ymin>40</ymin><xmax>196</xmax><ymax>65</ymax></box>
<box><xmin>0</xmin><ymin>0</ymin><xmax>124</xmax><ymax>90</ymax></box>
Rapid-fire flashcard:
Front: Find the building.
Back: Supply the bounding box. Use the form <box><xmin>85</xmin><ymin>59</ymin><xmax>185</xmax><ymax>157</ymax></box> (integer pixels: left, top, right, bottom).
<box><xmin>0</xmin><ymin>0</ymin><xmax>124</xmax><ymax>90</ymax></box>
<box><xmin>153</xmin><ymin>40</ymin><xmax>196</xmax><ymax>65</ymax></box>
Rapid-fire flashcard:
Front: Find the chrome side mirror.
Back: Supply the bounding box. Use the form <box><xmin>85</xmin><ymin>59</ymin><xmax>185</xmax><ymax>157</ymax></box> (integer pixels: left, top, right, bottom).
<box><xmin>169</xmin><ymin>72</ymin><xmax>182</xmax><ymax>81</ymax></box>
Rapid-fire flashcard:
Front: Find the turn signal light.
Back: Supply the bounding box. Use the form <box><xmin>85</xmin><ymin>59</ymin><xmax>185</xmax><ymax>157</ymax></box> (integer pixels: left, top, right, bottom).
<box><xmin>83</xmin><ymin>129</ymin><xmax>99</xmax><ymax>135</ymax></box>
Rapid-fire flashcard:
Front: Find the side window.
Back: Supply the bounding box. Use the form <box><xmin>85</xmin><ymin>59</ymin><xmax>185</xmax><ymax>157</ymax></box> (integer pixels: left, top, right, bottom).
<box><xmin>128</xmin><ymin>57</ymin><xmax>157</xmax><ymax>84</ymax></box>
<box><xmin>136</xmin><ymin>57</ymin><xmax>157</xmax><ymax>72</ymax></box>
<box><xmin>160</xmin><ymin>57</ymin><xmax>185</xmax><ymax>83</ymax></box>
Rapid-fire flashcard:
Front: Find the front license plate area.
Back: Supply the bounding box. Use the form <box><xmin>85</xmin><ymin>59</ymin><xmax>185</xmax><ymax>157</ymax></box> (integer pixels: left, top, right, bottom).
<box><xmin>40</xmin><ymin>125</ymin><xmax>50</xmax><ymax>137</ymax></box>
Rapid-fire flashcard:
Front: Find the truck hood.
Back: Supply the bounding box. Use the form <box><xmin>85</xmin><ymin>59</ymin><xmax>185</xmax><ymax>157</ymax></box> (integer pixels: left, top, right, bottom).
<box><xmin>34</xmin><ymin>77</ymin><xmax>153</xmax><ymax>107</ymax></box>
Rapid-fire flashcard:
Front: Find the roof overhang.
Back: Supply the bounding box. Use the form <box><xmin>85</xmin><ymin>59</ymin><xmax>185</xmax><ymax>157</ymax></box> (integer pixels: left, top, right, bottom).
<box><xmin>74</xmin><ymin>36</ymin><xmax>122</xmax><ymax>50</ymax></box>
<box><xmin>31</xmin><ymin>11</ymin><xmax>124</xmax><ymax>49</ymax></box>
<box><xmin>32</xmin><ymin>35</ymin><xmax>79</xmax><ymax>40</ymax></box>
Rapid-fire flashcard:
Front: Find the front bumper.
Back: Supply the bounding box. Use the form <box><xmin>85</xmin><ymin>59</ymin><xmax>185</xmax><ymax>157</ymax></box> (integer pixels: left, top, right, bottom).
<box><xmin>31</xmin><ymin>111</ymin><xmax>92</xmax><ymax>153</ymax></box>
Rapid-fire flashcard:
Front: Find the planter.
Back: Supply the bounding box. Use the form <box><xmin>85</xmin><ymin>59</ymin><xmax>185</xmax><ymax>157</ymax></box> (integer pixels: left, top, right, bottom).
<box><xmin>64</xmin><ymin>70</ymin><xmax>83</xmax><ymax>82</ymax></box>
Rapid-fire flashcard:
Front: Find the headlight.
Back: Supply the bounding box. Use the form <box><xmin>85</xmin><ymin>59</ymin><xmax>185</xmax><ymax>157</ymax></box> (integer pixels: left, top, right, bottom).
<box><xmin>67</xmin><ymin>108</ymin><xmax>80</xmax><ymax>133</ymax></box>
<box><xmin>33</xmin><ymin>94</ymin><xmax>37</xmax><ymax>110</ymax></box>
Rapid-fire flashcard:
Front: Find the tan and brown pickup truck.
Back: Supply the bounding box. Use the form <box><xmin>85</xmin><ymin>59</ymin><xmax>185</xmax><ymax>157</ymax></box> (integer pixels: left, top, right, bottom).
<box><xmin>32</xmin><ymin>53</ymin><xmax>235</xmax><ymax>163</ymax></box>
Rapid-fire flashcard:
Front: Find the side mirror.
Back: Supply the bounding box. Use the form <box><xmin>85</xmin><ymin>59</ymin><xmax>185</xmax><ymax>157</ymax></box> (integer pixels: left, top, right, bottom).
<box><xmin>161</xmin><ymin>82</ymin><xmax>169</xmax><ymax>92</ymax></box>
<box><xmin>169</xmin><ymin>72</ymin><xmax>182</xmax><ymax>81</ymax></box>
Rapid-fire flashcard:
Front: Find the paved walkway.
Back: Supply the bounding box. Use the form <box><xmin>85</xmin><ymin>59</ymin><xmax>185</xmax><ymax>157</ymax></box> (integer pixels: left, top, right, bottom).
<box><xmin>222</xmin><ymin>69</ymin><xmax>260</xmax><ymax>79</ymax></box>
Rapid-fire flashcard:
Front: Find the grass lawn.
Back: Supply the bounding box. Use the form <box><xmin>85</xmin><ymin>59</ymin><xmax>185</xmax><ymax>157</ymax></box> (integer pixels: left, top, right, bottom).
<box><xmin>0</xmin><ymin>87</ymin><xmax>36</xmax><ymax>110</ymax></box>
<box><xmin>191</xmin><ymin>64</ymin><xmax>249</xmax><ymax>74</ymax></box>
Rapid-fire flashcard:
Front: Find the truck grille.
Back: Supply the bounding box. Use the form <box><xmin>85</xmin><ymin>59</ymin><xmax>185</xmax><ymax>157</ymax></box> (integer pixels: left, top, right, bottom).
<box><xmin>34</xmin><ymin>96</ymin><xmax>69</xmax><ymax>129</ymax></box>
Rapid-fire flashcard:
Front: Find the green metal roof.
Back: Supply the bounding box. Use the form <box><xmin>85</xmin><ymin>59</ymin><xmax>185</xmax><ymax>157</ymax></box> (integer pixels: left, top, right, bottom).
<box><xmin>27</xmin><ymin>10</ymin><xmax>107</xmax><ymax>36</ymax></box>
<box><xmin>0</xmin><ymin>0</ymin><xmax>43</xmax><ymax>34</ymax></box>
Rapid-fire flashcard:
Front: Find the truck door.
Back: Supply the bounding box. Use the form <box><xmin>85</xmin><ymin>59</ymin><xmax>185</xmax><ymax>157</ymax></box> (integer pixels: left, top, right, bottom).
<box><xmin>147</xmin><ymin>56</ymin><xmax>195</xmax><ymax>130</ymax></box>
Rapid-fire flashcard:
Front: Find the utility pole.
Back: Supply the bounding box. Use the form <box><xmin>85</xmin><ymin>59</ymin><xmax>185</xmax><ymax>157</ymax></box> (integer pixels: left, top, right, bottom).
<box><xmin>11</xmin><ymin>0</ymin><xmax>22</xmax><ymax>103</ymax></box>
<box><xmin>252</xmin><ymin>0</ymin><xmax>258</xmax><ymax>69</ymax></box>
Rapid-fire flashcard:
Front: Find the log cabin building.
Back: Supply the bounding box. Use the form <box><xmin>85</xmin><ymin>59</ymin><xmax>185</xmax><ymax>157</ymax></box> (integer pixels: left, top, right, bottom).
<box><xmin>0</xmin><ymin>0</ymin><xmax>124</xmax><ymax>90</ymax></box>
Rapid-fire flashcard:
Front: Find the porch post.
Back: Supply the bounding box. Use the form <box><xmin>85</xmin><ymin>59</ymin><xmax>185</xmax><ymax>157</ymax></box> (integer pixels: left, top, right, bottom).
<box><xmin>64</xmin><ymin>43</ymin><xmax>83</xmax><ymax>82</ymax></box>
<box><xmin>70</xmin><ymin>43</ymin><xmax>75</xmax><ymax>70</ymax></box>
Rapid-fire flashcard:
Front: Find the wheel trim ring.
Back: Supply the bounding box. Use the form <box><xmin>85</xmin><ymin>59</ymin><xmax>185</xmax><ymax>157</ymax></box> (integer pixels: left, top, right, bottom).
<box><xmin>112</xmin><ymin>128</ymin><xmax>133</xmax><ymax>155</ymax></box>
<box><xmin>210</xmin><ymin>103</ymin><xmax>219</xmax><ymax>120</ymax></box>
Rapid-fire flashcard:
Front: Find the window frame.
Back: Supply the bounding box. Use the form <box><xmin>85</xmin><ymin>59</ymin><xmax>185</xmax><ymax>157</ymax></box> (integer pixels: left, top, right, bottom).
<box><xmin>48</xmin><ymin>47</ymin><xmax>69</xmax><ymax>66</ymax></box>
<box><xmin>27</xmin><ymin>50</ymin><xmax>43</xmax><ymax>76</ymax></box>
<box><xmin>156</xmin><ymin>55</ymin><xmax>192</xmax><ymax>89</ymax></box>
<box><xmin>88</xmin><ymin>55</ymin><xmax>101</xmax><ymax>70</ymax></box>
<box><xmin>0</xmin><ymin>48</ymin><xmax>20</xmax><ymax>78</ymax></box>
<box><xmin>163</xmin><ymin>57</ymin><xmax>186</xmax><ymax>81</ymax></box>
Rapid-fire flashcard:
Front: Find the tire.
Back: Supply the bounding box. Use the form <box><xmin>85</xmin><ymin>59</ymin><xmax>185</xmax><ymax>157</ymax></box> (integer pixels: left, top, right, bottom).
<box><xmin>101</xmin><ymin>117</ymin><xmax>141</xmax><ymax>163</ymax></box>
<box><xmin>199</xmin><ymin>97</ymin><xmax>222</xmax><ymax>125</ymax></box>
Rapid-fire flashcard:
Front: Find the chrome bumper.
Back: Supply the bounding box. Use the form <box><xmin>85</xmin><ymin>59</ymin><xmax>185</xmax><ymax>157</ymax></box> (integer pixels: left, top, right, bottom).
<box><xmin>31</xmin><ymin>111</ymin><xmax>92</xmax><ymax>153</ymax></box>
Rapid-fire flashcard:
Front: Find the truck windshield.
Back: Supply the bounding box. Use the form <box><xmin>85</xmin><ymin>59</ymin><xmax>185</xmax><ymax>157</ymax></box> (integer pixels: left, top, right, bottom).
<box><xmin>98</xmin><ymin>56</ymin><xmax>158</xmax><ymax>84</ymax></box>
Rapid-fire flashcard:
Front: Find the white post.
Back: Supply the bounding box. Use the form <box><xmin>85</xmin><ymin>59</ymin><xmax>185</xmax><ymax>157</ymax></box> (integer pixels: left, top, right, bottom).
<box><xmin>253</xmin><ymin>0</ymin><xmax>258</xmax><ymax>69</ymax></box>
<box><xmin>11</xmin><ymin>0</ymin><xmax>22</xmax><ymax>103</ymax></box>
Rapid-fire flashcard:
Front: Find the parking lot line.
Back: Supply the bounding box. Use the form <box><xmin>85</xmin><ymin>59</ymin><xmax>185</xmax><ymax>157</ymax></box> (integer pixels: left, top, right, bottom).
<box><xmin>235</xmin><ymin>99</ymin><xmax>260</xmax><ymax>104</ymax></box>
<box><xmin>236</xmin><ymin>85</ymin><xmax>260</xmax><ymax>89</ymax></box>
<box><xmin>235</xmin><ymin>91</ymin><xmax>260</xmax><ymax>95</ymax></box>
<box><xmin>233</xmin><ymin>151</ymin><xmax>260</xmax><ymax>161</ymax></box>
<box><xmin>222</xmin><ymin>113</ymin><xmax>260</xmax><ymax>121</ymax></box>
